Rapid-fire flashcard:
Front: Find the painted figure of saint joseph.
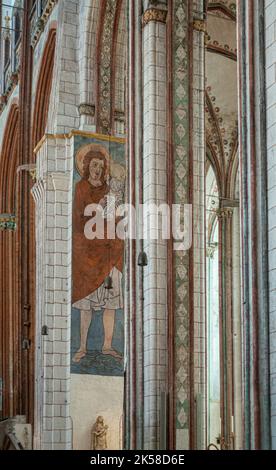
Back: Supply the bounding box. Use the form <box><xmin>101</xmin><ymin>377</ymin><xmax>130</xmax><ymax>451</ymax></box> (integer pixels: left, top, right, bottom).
<box><xmin>72</xmin><ymin>144</ymin><xmax>124</xmax><ymax>363</ymax></box>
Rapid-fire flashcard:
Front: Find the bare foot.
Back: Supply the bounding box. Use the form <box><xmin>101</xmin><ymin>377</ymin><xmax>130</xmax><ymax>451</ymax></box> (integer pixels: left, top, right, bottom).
<box><xmin>72</xmin><ymin>350</ymin><xmax>87</xmax><ymax>363</ymax></box>
<box><xmin>102</xmin><ymin>348</ymin><xmax>123</xmax><ymax>360</ymax></box>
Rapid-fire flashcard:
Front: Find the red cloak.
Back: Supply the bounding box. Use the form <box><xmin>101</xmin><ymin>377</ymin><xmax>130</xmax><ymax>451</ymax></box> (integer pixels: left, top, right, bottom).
<box><xmin>72</xmin><ymin>179</ymin><xmax>124</xmax><ymax>304</ymax></box>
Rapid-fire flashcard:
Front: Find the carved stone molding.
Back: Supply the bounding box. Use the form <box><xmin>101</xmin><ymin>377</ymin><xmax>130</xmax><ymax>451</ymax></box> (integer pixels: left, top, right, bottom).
<box><xmin>31</xmin><ymin>179</ymin><xmax>45</xmax><ymax>206</ymax></box>
<box><xmin>31</xmin><ymin>0</ymin><xmax>58</xmax><ymax>48</ymax></box>
<box><xmin>78</xmin><ymin>103</ymin><xmax>95</xmax><ymax>117</ymax></box>
<box><xmin>0</xmin><ymin>73</ymin><xmax>20</xmax><ymax>115</ymax></box>
<box><xmin>142</xmin><ymin>8</ymin><xmax>168</xmax><ymax>27</ymax></box>
<box><xmin>0</xmin><ymin>214</ymin><xmax>16</xmax><ymax>231</ymax></box>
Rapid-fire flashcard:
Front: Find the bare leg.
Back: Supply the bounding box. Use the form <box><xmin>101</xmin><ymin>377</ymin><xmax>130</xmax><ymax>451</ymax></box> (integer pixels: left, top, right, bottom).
<box><xmin>73</xmin><ymin>309</ymin><xmax>92</xmax><ymax>363</ymax></box>
<box><xmin>102</xmin><ymin>309</ymin><xmax>122</xmax><ymax>359</ymax></box>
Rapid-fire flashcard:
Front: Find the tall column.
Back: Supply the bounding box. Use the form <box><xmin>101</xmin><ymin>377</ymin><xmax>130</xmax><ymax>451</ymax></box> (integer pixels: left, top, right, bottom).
<box><xmin>238</xmin><ymin>0</ymin><xmax>271</xmax><ymax>449</ymax></box>
<box><xmin>217</xmin><ymin>207</ymin><xmax>234</xmax><ymax>449</ymax></box>
<box><xmin>18</xmin><ymin>0</ymin><xmax>34</xmax><ymax>425</ymax></box>
<box><xmin>232</xmin><ymin>206</ymin><xmax>243</xmax><ymax>449</ymax></box>
<box><xmin>32</xmin><ymin>136</ymin><xmax>73</xmax><ymax>450</ymax></box>
<box><xmin>127</xmin><ymin>0</ymin><xmax>145</xmax><ymax>451</ymax></box>
<box><xmin>142</xmin><ymin>2</ymin><xmax>168</xmax><ymax>450</ymax></box>
<box><xmin>265</xmin><ymin>0</ymin><xmax>276</xmax><ymax>449</ymax></box>
<box><xmin>170</xmin><ymin>0</ymin><xmax>190</xmax><ymax>450</ymax></box>
<box><xmin>191</xmin><ymin>0</ymin><xmax>206</xmax><ymax>450</ymax></box>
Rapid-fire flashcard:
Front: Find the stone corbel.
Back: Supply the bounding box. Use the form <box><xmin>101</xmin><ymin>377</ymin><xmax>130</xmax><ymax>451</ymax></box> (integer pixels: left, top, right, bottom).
<box><xmin>78</xmin><ymin>103</ymin><xmax>95</xmax><ymax>117</ymax></box>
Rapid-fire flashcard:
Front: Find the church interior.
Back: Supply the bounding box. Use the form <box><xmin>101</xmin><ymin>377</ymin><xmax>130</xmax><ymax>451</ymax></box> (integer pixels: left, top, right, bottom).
<box><xmin>0</xmin><ymin>0</ymin><xmax>275</xmax><ymax>451</ymax></box>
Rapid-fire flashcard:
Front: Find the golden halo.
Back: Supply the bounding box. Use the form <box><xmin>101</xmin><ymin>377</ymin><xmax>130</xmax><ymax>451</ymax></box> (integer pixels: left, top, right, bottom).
<box><xmin>75</xmin><ymin>143</ymin><xmax>111</xmax><ymax>178</ymax></box>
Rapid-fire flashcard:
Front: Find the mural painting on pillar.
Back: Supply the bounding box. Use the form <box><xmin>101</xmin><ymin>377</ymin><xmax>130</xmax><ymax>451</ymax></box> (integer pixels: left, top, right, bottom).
<box><xmin>71</xmin><ymin>134</ymin><xmax>125</xmax><ymax>377</ymax></box>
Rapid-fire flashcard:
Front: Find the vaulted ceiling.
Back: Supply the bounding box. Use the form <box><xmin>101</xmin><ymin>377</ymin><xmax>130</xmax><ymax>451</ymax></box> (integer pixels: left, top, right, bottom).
<box><xmin>206</xmin><ymin>0</ymin><xmax>238</xmax><ymax>198</ymax></box>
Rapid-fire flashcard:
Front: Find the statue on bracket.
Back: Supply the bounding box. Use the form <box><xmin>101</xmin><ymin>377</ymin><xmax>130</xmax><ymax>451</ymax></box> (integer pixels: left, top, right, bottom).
<box><xmin>91</xmin><ymin>416</ymin><xmax>108</xmax><ymax>450</ymax></box>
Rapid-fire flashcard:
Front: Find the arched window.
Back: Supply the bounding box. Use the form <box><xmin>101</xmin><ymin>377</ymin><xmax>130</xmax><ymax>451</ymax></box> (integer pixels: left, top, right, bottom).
<box><xmin>14</xmin><ymin>12</ymin><xmax>21</xmax><ymax>46</ymax></box>
<box><xmin>4</xmin><ymin>37</ymin><xmax>10</xmax><ymax>68</ymax></box>
<box><xmin>206</xmin><ymin>163</ymin><xmax>220</xmax><ymax>448</ymax></box>
<box><xmin>32</xmin><ymin>28</ymin><xmax>56</xmax><ymax>148</ymax></box>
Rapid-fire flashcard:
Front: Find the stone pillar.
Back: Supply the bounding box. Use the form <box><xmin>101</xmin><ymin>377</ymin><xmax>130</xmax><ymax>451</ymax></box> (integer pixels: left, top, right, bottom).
<box><xmin>217</xmin><ymin>207</ymin><xmax>234</xmax><ymax>449</ymax></box>
<box><xmin>238</xmin><ymin>0</ymin><xmax>271</xmax><ymax>449</ymax></box>
<box><xmin>142</xmin><ymin>3</ymin><xmax>168</xmax><ymax>450</ymax></box>
<box><xmin>47</xmin><ymin>0</ymin><xmax>80</xmax><ymax>134</ymax></box>
<box><xmin>32</xmin><ymin>135</ymin><xmax>73</xmax><ymax>450</ymax></box>
<box><xmin>78</xmin><ymin>0</ymin><xmax>100</xmax><ymax>131</ymax></box>
<box><xmin>232</xmin><ymin>206</ymin><xmax>243</xmax><ymax>449</ymax></box>
<box><xmin>191</xmin><ymin>0</ymin><xmax>206</xmax><ymax>450</ymax></box>
<box><xmin>265</xmin><ymin>0</ymin><xmax>276</xmax><ymax>449</ymax></box>
<box><xmin>170</xmin><ymin>0</ymin><xmax>190</xmax><ymax>450</ymax></box>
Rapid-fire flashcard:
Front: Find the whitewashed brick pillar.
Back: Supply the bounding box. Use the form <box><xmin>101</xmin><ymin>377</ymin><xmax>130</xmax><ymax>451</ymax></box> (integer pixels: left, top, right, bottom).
<box><xmin>142</xmin><ymin>4</ymin><xmax>168</xmax><ymax>450</ymax></box>
<box><xmin>32</xmin><ymin>136</ymin><xmax>73</xmax><ymax>450</ymax></box>
<box><xmin>48</xmin><ymin>0</ymin><xmax>80</xmax><ymax>134</ymax></box>
<box><xmin>78</xmin><ymin>0</ymin><xmax>100</xmax><ymax>131</ymax></box>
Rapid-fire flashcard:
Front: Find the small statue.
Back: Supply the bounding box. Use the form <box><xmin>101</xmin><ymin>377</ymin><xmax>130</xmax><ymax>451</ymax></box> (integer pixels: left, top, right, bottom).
<box><xmin>92</xmin><ymin>416</ymin><xmax>108</xmax><ymax>450</ymax></box>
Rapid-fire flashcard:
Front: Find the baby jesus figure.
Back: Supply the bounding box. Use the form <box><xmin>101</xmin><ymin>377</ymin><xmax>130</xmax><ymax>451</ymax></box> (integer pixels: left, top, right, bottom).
<box><xmin>99</xmin><ymin>162</ymin><xmax>125</xmax><ymax>221</ymax></box>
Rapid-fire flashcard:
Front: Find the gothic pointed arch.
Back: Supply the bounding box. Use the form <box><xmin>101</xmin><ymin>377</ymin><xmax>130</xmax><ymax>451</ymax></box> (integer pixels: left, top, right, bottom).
<box><xmin>226</xmin><ymin>146</ymin><xmax>239</xmax><ymax>200</ymax></box>
<box><xmin>0</xmin><ymin>100</ymin><xmax>21</xmax><ymax>420</ymax></box>
<box><xmin>0</xmin><ymin>101</ymin><xmax>19</xmax><ymax>212</ymax></box>
<box><xmin>32</xmin><ymin>26</ymin><xmax>56</xmax><ymax>150</ymax></box>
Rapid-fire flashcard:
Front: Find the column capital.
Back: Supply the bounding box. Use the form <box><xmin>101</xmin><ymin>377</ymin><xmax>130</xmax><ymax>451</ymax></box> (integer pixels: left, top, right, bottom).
<box><xmin>206</xmin><ymin>242</ymin><xmax>218</xmax><ymax>259</ymax></box>
<box><xmin>193</xmin><ymin>19</ymin><xmax>207</xmax><ymax>34</ymax></box>
<box><xmin>216</xmin><ymin>208</ymin><xmax>233</xmax><ymax>220</ymax></box>
<box><xmin>142</xmin><ymin>5</ymin><xmax>168</xmax><ymax>27</ymax></box>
